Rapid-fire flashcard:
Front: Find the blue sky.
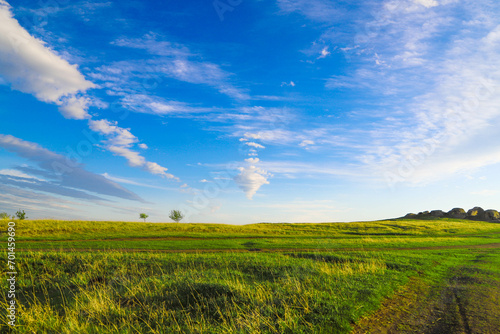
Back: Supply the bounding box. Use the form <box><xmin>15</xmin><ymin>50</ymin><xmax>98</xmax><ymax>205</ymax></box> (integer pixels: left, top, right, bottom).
<box><xmin>1</xmin><ymin>0</ymin><xmax>500</xmax><ymax>223</ymax></box>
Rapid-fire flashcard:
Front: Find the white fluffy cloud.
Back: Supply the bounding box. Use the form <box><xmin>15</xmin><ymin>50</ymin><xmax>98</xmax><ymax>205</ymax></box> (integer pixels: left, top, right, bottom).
<box><xmin>234</xmin><ymin>158</ymin><xmax>271</xmax><ymax>200</ymax></box>
<box><xmin>89</xmin><ymin>119</ymin><xmax>177</xmax><ymax>179</ymax></box>
<box><xmin>0</xmin><ymin>1</ymin><xmax>95</xmax><ymax>119</ymax></box>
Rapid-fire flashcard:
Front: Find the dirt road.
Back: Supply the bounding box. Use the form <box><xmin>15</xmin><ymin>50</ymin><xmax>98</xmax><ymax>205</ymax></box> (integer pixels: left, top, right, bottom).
<box><xmin>351</xmin><ymin>252</ymin><xmax>500</xmax><ymax>334</ymax></box>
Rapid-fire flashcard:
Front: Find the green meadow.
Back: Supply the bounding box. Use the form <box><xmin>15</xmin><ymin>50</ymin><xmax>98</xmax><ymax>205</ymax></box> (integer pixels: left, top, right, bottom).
<box><xmin>1</xmin><ymin>218</ymin><xmax>499</xmax><ymax>333</ymax></box>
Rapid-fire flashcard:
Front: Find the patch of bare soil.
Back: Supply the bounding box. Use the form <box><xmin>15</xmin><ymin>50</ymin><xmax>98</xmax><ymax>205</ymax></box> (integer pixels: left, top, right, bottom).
<box><xmin>18</xmin><ymin>242</ymin><xmax>500</xmax><ymax>253</ymax></box>
<box><xmin>351</xmin><ymin>253</ymin><xmax>500</xmax><ymax>334</ymax></box>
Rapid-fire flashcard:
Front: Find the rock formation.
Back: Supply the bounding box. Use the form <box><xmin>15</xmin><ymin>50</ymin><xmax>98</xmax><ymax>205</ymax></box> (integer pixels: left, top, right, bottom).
<box><xmin>403</xmin><ymin>207</ymin><xmax>500</xmax><ymax>223</ymax></box>
<box><xmin>485</xmin><ymin>209</ymin><xmax>500</xmax><ymax>221</ymax></box>
<box><xmin>467</xmin><ymin>207</ymin><xmax>486</xmax><ymax>220</ymax></box>
<box><xmin>447</xmin><ymin>208</ymin><xmax>467</xmax><ymax>219</ymax></box>
<box><xmin>430</xmin><ymin>210</ymin><xmax>445</xmax><ymax>217</ymax></box>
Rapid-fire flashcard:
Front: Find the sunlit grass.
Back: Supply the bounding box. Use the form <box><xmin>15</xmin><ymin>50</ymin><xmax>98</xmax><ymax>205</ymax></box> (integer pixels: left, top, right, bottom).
<box><xmin>1</xmin><ymin>218</ymin><xmax>499</xmax><ymax>333</ymax></box>
<box><xmin>13</xmin><ymin>218</ymin><xmax>500</xmax><ymax>241</ymax></box>
<box><xmin>1</xmin><ymin>248</ymin><xmax>494</xmax><ymax>333</ymax></box>
<box><xmin>10</xmin><ymin>218</ymin><xmax>500</xmax><ymax>252</ymax></box>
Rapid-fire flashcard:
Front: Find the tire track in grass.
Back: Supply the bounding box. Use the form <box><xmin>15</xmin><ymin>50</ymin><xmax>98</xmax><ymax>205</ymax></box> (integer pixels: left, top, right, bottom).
<box><xmin>350</xmin><ymin>251</ymin><xmax>500</xmax><ymax>334</ymax></box>
<box><xmin>451</xmin><ymin>280</ymin><xmax>472</xmax><ymax>334</ymax></box>
<box><xmin>17</xmin><ymin>242</ymin><xmax>500</xmax><ymax>253</ymax></box>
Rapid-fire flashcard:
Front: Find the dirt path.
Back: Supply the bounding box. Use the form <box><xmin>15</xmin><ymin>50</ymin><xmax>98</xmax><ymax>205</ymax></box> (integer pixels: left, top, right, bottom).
<box><xmin>16</xmin><ymin>242</ymin><xmax>500</xmax><ymax>253</ymax></box>
<box><xmin>15</xmin><ymin>231</ymin><xmax>500</xmax><ymax>244</ymax></box>
<box><xmin>351</xmin><ymin>252</ymin><xmax>500</xmax><ymax>334</ymax></box>
<box><xmin>17</xmin><ymin>236</ymin><xmax>270</xmax><ymax>243</ymax></box>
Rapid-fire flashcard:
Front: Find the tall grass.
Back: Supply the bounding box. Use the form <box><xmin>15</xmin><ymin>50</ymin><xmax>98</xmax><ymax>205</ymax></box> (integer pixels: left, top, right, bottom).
<box><xmin>0</xmin><ymin>249</ymin><xmax>477</xmax><ymax>333</ymax></box>
<box><xmin>1</xmin><ymin>218</ymin><xmax>498</xmax><ymax>333</ymax></box>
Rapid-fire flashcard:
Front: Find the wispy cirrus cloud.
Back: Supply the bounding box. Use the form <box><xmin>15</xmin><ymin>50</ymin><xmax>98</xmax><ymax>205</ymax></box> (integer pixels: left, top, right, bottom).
<box><xmin>283</xmin><ymin>0</ymin><xmax>500</xmax><ymax>186</ymax></box>
<box><xmin>342</xmin><ymin>1</ymin><xmax>500</xmax><ymax>185</ymax></box>
<box><xmin>119</xmin><ymin>94</ymin><xmax>214</xmax><ymax>116</ymax></box>
<box><xmin>88</xmin><ymin>119</ymin><xmax>178</xmax><ymax>180</ymax></box>
<box><xmin>259</xmin><ymin>160</ymin><xmax>364</xmax><ymax>179</ymax></box>
<box><xmin>90</xmin><ymin>33</ymin><xmax>249</xmax><ymax>114</ymax></box>
<box><xmin>112</xmin><ymin>33</ymin><xmax>192</xmax><ymax>58</ymax></box>
<box><xmin>102</xmin><ymin>173</ymin><xmax>178</xmax><ymax>191</ymax></box>
<box><xmin>0</xmin><ymin>0</ymin><xmax>95</xmax><ymax>119</ymax></box>
<box><xmin>277</xmin><ymin>0</ymin><xmax>343</xmax><ymax>23</ymax></box>
<box><xmin>0</xmin><ymin>134</ymin><xmax>144</xmax><ymax>202</ymax></box>
<box><xmin>0</xmin><ymin>182</ymin><xmax>83</xmax><ymax>216</ymax></box>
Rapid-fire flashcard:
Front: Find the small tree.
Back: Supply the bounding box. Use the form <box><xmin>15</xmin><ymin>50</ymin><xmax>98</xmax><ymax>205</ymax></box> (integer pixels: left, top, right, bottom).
<box><xmin>169</xmin><ymin>210</ymin><xmax>184</xmax><ymax>223</ymax></box>
<box><xmin>15</xmin><ymin>210</ymin><xmax>27</xmax><ymax>220</ymax></box>
<box><xmin>0</xmin><ymin>212</ymin><xmax>9</xmax><ymax>220</ymax></box>
<box><xmin>139</xmin><ymin>213</ymin><xmax>149</xmax><ymax>222</ymax></box>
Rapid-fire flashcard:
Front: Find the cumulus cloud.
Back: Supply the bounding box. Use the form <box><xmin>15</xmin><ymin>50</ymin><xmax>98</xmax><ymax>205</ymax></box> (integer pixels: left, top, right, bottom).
<box><xmin>234</xmin><ymin>158</ymin><xmax>271</xmax><ymax>199</ymax></box>
<box><xmin>0</xmin><ymin>1</ymin><xmax>95</xmax><ymax>119</ymax></box>
<box><xmin>88</xmin><ymin>119</ymin><xmax>177</xmax><ymax>179</ymax></box>
<box><xmin>0</xmin><ymin>134</ymin><xmax>143</xmax><ymax>201</ymax></box>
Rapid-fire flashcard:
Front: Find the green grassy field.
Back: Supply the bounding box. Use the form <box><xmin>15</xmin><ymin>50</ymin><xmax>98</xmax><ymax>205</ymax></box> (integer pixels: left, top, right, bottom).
<box><xmin>1</xmin><ymin>218</ymin><xmax>500</xmax><ymax>333</ymax></box>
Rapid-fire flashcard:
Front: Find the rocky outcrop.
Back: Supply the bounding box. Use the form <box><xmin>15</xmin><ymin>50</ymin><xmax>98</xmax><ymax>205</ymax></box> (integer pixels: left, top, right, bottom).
<box><xmin>447</xmin><ymin>208</ymin><xmax>467</xmax><ymax>219</ymax></box>
<box><xmin>403</xmin><ymin>207</ymin><xmax>500</xmax><ymax>223</ymax></box>
<box><xmin>430</xmin><ymin>210</ymin><xmax>445</xmax><ymax>217</ymax></box>
<box><xmin>467</xmin><ymin>207</ymin><xmax>486</xmax><ymax>220</ymax></box>
<box><xmin>485</xmin><ymin>209</ymin><xmax>500</xmax><ymax>221</ymax></box>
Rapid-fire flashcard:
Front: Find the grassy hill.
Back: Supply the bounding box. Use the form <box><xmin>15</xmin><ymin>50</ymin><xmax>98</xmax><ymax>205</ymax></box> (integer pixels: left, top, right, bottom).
<box><xmin>12</xmin><ymin>218</ymin><xmax>500</xmax><ymax>251</ymax></box>
<box><xmin>1</xmin><ymin>219</ymin><xmax>499</xmax><ymax>333</ymax></box>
